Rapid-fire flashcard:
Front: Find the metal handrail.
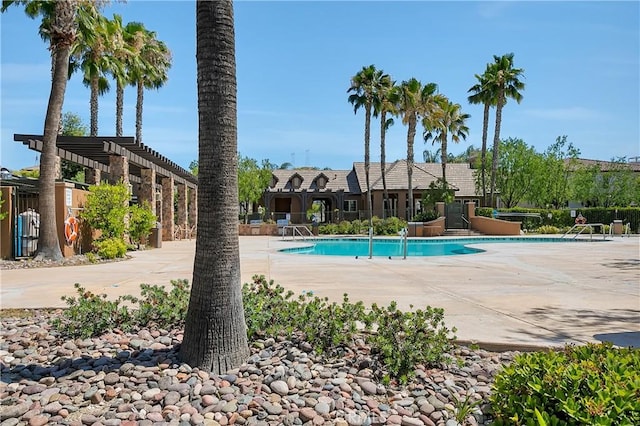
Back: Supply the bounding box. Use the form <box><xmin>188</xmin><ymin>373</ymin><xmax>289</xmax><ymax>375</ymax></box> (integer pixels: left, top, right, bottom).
<box><xmin>281</xmin><ymin>225</ymin><xmax>313</xmax><ymax>240</ymax></box>
<box><xmin>562</xmin><ymin>223</ymin><xmax>606</xmax><ymax>241</ymax></box>
<box><xmin>461</xmin><ymin>216</ymin><xmax>470</xmax><ymax>235</ymax></box>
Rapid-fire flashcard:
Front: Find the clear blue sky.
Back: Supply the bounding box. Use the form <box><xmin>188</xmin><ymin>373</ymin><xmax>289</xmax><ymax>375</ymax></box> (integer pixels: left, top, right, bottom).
<box><xmin>2</xmin><ymin>0</ymin><xmax>639</xmax><ymax>172</ymax></box>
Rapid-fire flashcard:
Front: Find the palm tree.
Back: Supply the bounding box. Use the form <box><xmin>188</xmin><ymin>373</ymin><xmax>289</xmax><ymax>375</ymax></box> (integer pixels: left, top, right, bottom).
<box><xmin>130</xmin><ymin>28</ymin><xmax>172</xmax><ymax>144</ymax></box>
<box><xmin>108</xmin><ymin>15</ymin><xmax>138</xmax><ymax>137</ymax></box>
<box><xmin>180</xmin><ymin>0</ymin><xmax>250</xmax><ymax>373</ymax></box>
<box><xmin>348</xmin><ymin>64</ymin><xmax>382</xmax><ymax>226</ymax></box>
<box><xmin>467</xmin><ymin>70</ymin><xmax>496</xmax><ymax>205</ymax></box>
<box><xmin>423</xmin><ymin>148</ymin><xmax>441</xmax><ymax>163</ymax></box>
<box><xmin>487</xmin><ymin>53</ymin><xmax>525</xmax><ymax>207</ymax></box>
<box><xmin>70</xmin><ymin>12</ymin><xmax>115</xmax><ymax>136</ymax></box>
<box><xmin>373</xmin><ymin>73</ymin><xmax>396</xmax><ymax>218</ymax></box>
<box><xmin>396</xmin><ymin>78</ymin><xmax>439</xmax><ymax>220</ymax></box>
<box><xmin>2</xmin><ymin>0</ymin><xmax>81</xmax><ymax>261</ymax></box>
<box><xmin>423</xmin><ymin>98</ymin><xmax>470</xmax><ymax>184</ymax></box>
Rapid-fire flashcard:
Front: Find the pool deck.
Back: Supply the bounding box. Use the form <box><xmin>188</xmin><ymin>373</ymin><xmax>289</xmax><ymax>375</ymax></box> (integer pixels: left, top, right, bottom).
<box><xmin>1</xmin><ymin>235</ymin><xmax>639</xmax><ymax>350</ymax></box>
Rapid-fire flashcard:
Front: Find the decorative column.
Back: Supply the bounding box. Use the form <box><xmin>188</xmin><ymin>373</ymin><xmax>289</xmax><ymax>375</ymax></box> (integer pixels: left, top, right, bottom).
<box><xmin>176</xmin><ymin>183</ymin><xmax>188</xmax><ymax>238</ymax></box>
<box><xmin>85</xmin><ymin>168</ymin><xmax>101</xmax><ymax>185</ymax></box>
<box><xmin>161</xmin><ymin>175</ymin><xmax>174</xmax><ymax>241</ymax></box>
<box><xmin>188</xmin><ymin>186</ymin><xmax>197</xmax><ymax>229</ymax></box>
<box><xmin>140</xmin><ymin>168</ymin><xmax>156</xmax><ymax>216</ymax></box>
<box><xmin>109</xmin><ymin>155</ymin><xmax>129</xmax><ymax>185</ymax></box>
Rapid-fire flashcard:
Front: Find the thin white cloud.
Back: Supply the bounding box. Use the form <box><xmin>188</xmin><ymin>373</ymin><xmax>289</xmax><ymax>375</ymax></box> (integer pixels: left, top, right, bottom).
<box><xmin>1</xmin><ymin>63</ymin><xmax>51</xmax><ymax>83</ymax></box>
<box><xmin>523</xmin><ymin>107</ymin><xmax>605</xmax><ymax>121</ymax></box>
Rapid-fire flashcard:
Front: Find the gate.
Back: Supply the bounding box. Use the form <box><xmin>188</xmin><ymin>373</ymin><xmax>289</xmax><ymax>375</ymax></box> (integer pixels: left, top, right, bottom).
<box><xmin>7</xmin><ymin>180</ymin><xmax>40</xmax><ymax>258</ymax></box>
<box><xmin>445</xmin><ymin>202</ymin><xmax>465</xmax><ymax>229</ymax></box>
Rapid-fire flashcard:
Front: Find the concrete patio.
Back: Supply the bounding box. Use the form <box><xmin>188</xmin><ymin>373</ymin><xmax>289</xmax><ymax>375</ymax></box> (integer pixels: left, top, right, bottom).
<box><xmin>1</xmin><ymin>236</ymin><xmax>639</xmax><ymax>349</ymax></box>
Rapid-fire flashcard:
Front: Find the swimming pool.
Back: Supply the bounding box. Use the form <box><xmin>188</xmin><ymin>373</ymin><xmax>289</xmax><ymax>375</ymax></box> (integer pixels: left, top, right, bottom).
<box><xmin>279</xmin><ymin>237</ymin><xmax>591</xmax><ymax>257</ymax></box>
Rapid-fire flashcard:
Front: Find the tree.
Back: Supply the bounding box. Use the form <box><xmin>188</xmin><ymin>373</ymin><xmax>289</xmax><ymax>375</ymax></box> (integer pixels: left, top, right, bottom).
<box><xmin>467</xmin><ymin>70</ymin><xmax>496</xmax><ymax>206</ymax></box>
<box><xmin>396</xmin><ymin>78</ymin><xmax>439</xmax><ymax>219</ymax></box>
<box><xmin>2</xmin><ymin>0</ymin><xmax>81</xmax><ymax>261</ymax></box>
<box><xmin>70</xmin><ymin>11</ymin><xmax>114</xmax><ymax>136</ymax></box>
<box><xmin>188</xmin><ymin>160</ymin><xmax>199</xmax><ymax>176</ymax></box>
<box><xmin>529</xmin><ymin>136</ymin><xmax>580</xmax><ymax>208</ymax></box>
<box><xmin>130</xmin><ymin>27</ymin><xmax>171</xmax><ymax>144</ymax></box>
<box><xmin>570</xmin><ymin>158</ymin><xmax>640</xmax><ymax>207</ymax></box>
<box><xmin>423</xmin><ymin>98</ymin><xmax>469</xmax><ymax>185</ymax></box>
<box><xmin>238</xmin><ymin>155</ymin><xmax>272</xmax><ymax>222</ymax></box>
<box><xmin>492</xmin><ymin>137</ymin><xmax>539</xmax><ymax>208</ymax></box>
<box><xmin>60</xmin><ymin>111</ymin><xmax>88</xmax><ymax>180</ymax></box>
<box><xmin>110</xmin><ymin>16</ymin><xmax>145</xmax><ymax>137</ymax></box>
<box><xmin>180</xmin><ymin>0</ymin><xmax>250</xmax><ymax>373</ymax></box>
<box><xmin>486</xmin><ymin>53</ymin><xmax>525</xmax><ymax>207</ymax></box>
<box><xmin>348</xmin><ymin>64</ymin><xmax>382</xmax><ymax>227</ymax></box>
<box><xmin>373</xmin><ymin>74</ymin><xmax>396</xmax><ymax>218</ymax></box>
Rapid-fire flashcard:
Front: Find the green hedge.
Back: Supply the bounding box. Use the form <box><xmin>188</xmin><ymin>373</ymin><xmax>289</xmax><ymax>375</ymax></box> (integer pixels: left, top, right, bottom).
<box><xmin>476</xmin><ymin>207</ymin><xmax>640</xmax><ymax>232</ymax></box>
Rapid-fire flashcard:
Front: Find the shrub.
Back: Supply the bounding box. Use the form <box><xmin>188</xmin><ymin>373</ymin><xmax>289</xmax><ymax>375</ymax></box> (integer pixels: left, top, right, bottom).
<box><xmin>129</xmin><ymin>202</ymin><xmax>156</xmax><ymax>246</ymax></box>
<box><xmin>52</xmin><ymin>280</ymin><xmax>191</xmax><ymax>338</ymax></box>
<box><xmin>412</xmin><ymin>210</ymin><xmax>440</xmax><ymax>222</ymax></box>
<box><xmin>122</xmin><ymin>280</ymin><xmax>190</xmax><ymax>329</ymax></box>
<box><xmin>242</xmin><ymin>275</ymin><xmax>455</xmax><ymax>382</ymax></box>
<box><xmin>51</xmin><ymin>283</ymin><xmax>136</xmax><ymax>338</ymax></box>
<box><xmin>535</xmin><ymin>225</ymin><xmax>560</xmax><ymax>234</ymax></box>
<box><xmin>490</xmin><ymin>343</ymin><xmax>640</xmax><ymax>425</ymax></box>
<box><xmin>367</xmin><ymin>301</ymin><xmax>456</xmax><ymax>384</ymax></box>
<box><xmin>81</xmin><ymin>182</ymin><xmax>130</xmax><ymax>239</ymax></box>
<box><xmin>95</xmin><ymin>237</ymin><xmax>127</xmax><ymax>259</ymax></box>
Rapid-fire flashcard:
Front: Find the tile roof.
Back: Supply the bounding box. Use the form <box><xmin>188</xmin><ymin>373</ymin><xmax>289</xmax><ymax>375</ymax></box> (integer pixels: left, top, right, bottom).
<box><xmin>268</xmin><ymin>169</ymin><xmax>361</xmax><ymax>193</ymax></box>
<box><xmin>353</xmin><ymin>160</ymin><xmax>479</xmax><ymax>197</ymax></box>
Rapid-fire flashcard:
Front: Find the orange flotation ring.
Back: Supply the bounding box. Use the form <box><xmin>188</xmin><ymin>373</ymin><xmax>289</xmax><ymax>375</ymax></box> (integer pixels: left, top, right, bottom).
<box><xmin>64</xmin><ymin>216</ymin><xmax>79</xmax><ymax>245</ymax></box>
<box><xmin>575</xmin><ymin>214</ymin><xmax>586</xmax><ymax>225</ymax></box>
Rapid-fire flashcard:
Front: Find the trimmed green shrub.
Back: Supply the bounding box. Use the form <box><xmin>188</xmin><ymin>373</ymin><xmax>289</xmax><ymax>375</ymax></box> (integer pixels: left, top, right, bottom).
<box><xmin>81</xmin><ymin>182</ymin><xmax>130</xmax><ymax>239</ymax></box>
<box><xmin>95</xmin><ymin>237</ymin><xmax>127</xmax><ymax>259</ymax></box>
<box><xmin>535</xmin><ymin>225</ymin><xmax>560</xmax><ymax>234</ymax></box>
<box><xmin>490</xmin><ymin>343</ymin><xmax>640</xmax><ymax>425</ymax></box>
<box><xmin>412</xmin><ymin>210</ymin><xmax>440</xmax><ymax>222</ymax></box>
<box><xmin>129</xmin><ymin>202</ymin><xmax>156</xmax><ymax>246</ymax></box>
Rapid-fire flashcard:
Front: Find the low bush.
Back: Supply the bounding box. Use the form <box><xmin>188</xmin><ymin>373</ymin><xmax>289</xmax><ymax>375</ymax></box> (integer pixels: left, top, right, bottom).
<box><xmin>367</xmin><ymin>301</ymin><xmax>455</xmax><ymax>384</ymax></box>
<box><xmin>535</xmin><ymin>225</ymin><xmax>560</xmax><ymax>234</ymax></box>
<box><xmin>52</xmin><ymin>275</ymin><xmax>456</xmax><ymax>384</ymax></box>
<box><xmin>51</xmin><ymin>283</ymin><xmax>136</xmax><ymax>337</ymax></box>
<box><xmin>490</xmin><ymin>343</ymin><xmax>640</xmax><ymax>425</ymax></box>
<box><xmin>319</xmin><ymin>217</ymin><xmax>407</xmax><ymax>236</ymax></box>
<box><xmin>95</xmin><ymin>237</ymin><xmax>127</xmax><ymax>259</ymax></box>
<box><xmin>412</xmin><ymin>210</ymin><xmax>440</xmax><ymax>222</ymax></box>
<box><xmin>52</xmin><ymin>280</ymin><xmax>191</xmax><ymax>338</ymax></box>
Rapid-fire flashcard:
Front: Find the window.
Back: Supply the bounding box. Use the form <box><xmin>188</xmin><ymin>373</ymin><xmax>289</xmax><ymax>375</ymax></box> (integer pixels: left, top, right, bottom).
<box><xmin>292</xmin><ymin>176</ymin><xmax>301</xmax><ymax>189</ymax></box>
<box><xmin>343</xmin><ymin>200</ymin><xmax>357</xmax><ymax>212</ymax></box>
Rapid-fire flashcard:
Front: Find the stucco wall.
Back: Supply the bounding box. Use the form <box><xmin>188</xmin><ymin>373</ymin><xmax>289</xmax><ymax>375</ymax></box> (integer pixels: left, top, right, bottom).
<box><xmin>470</xmin><ymin>216</ymin><xmax>522</xmax><ymax>236</ymax></box>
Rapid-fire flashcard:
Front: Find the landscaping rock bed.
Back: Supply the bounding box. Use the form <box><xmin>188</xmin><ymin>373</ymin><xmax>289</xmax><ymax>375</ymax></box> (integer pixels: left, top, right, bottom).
<box><xmin>0</xmin><ymin>311</ymin><xmax>517</xmax><ymax>425</ymax></box>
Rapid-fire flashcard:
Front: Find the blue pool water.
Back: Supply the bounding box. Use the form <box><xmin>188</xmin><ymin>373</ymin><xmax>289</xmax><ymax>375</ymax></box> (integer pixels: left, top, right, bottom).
<box><xmin>280</xmin><ymin>237</ymin><xmax>586</xmax><ymax>257</ymax></box>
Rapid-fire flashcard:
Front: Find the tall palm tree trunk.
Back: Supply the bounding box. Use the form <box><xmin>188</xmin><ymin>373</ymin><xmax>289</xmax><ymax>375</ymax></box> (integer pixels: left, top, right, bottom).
<box><xmin>380</xmin><ymin>112</ymin><xmax>388</xmax><ymax>219</ymax></box>
<box><xmin>480</xmin><ymin>102</ymin><xmax>490</xmax><ymax>206</ymax></box>
<box><xmin>90</xmin><ymin>76</ymin><xmax>99</xmax><ymax>136</ymax></box>
<box><xmin>441</xmin><ymin>134</ymin><xmax>448</xmax><ymax>185</ymax></box>
<box><xmin>136</xmin><ymin>80</ymin><xmax>144</xmax><ymax>143</ymax></box>
<box><xmin>364</xmin><ymin>104</ymin><xmax>372</xmax><ymax>224</ymax></box>
<box><xmin>490</xmin><ymin>97</ymin><xmax>504</xmax><ymax>208</ymax></box>
<box><xmin>406</xmin><ymin>117</ymin><xmax>416</xmax><ymax>220</ymax></box>
<box><xmin>116</xmin><ymin>82</ymin><xmax>124</xmax><ymax>136</ymax></box>
<box><xmin>36</xmin><ymin>0</ymin><xmax>77</xmax><ymax>261</ymax></box>
<box><xmin>180</xmin><ymin>0</ymin><xmax>250</xmax><ymax>373</ymax></box>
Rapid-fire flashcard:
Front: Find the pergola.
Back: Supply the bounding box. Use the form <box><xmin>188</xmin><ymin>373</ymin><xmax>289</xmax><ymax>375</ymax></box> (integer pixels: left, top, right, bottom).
<box><xmin>14</xmin><ymin>134</ymin><xmax>198</xmax><ymax>241</ymax></box>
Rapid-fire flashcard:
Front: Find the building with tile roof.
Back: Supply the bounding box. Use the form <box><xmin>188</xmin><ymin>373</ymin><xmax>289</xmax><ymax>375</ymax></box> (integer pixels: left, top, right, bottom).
<box><xmin>263</xmin><ymin>160</ymin><xmax>481</xmax><ymax>223</ymax></box>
